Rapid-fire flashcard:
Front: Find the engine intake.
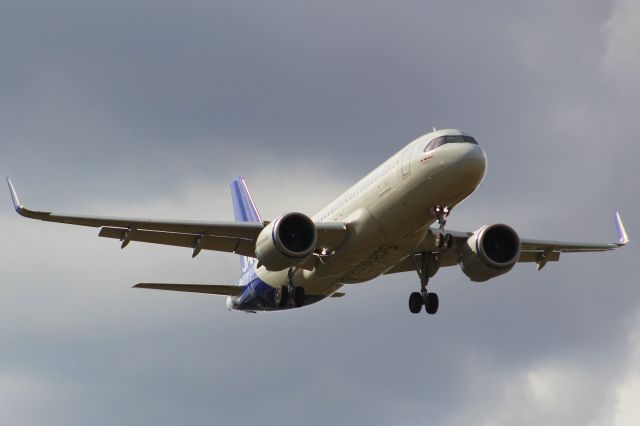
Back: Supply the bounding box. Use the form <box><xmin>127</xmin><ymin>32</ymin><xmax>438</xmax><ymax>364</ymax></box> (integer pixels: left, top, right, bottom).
<box><xmin>255</xmin><ymin>212</ymin><xmax>317</xmax><ymax>271</ymax></box>
<box><xmin>459</xmin><ymin>224</ymin><xmax>520</xmax><ymax>282</ymax></box>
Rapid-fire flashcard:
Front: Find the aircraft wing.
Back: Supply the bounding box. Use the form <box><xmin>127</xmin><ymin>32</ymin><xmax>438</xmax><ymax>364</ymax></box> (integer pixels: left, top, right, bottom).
<box><xmin>7</xmin><ymin>179</ymin><xmax>347</xmax><ymax>259</ymax></box>
<box><xmin>385</xmin><ymin>212</ymin><xmax>628</xmax><ymax>275</ymax></box>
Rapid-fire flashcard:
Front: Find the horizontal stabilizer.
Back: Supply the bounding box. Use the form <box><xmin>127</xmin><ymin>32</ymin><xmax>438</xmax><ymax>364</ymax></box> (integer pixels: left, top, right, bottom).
<box><xmin>133</xmin><ymin>283</ymin><xmax>244</xmax><ymax>296</ymax></box>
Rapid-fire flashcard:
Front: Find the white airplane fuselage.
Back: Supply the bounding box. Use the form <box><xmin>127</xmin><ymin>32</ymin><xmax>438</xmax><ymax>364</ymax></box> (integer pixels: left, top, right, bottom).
<box><xmin>228</xmin><ymin>129</ymin><xmax>487</xmax><ymax>311</ymax></box>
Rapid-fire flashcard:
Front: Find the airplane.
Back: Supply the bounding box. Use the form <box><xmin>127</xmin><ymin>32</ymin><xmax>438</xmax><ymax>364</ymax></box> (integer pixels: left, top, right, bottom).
<box><xmin>6</xmin><ymin>129</ymin><xmax>629</xmax><ymax>315</ymax></box>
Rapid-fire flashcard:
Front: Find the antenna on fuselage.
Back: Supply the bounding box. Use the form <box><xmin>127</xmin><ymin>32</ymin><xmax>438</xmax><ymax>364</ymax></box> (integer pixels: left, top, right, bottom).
<box><xmin>433</xmin><ymin>126</ymin><xmax>437</xmax><ymax>132</ymax></box>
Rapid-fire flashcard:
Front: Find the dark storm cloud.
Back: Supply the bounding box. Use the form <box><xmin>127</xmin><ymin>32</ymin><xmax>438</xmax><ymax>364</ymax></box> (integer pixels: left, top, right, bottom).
<box><xmin>0</xmin><ymin>1</ymin><xmax>638</xmax><ymax>425</ymax></box>
<box><xmin>1</xmin><ymin>0</ymin><xmax>542</xmax><ymax>189</ymax></box>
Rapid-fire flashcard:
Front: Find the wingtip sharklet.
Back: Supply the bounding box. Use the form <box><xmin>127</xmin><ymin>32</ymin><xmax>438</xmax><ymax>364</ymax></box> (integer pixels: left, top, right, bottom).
<box><xmin>615</xmin><ymin>211</ymin><xmax>629</xmax><ymax>245</ymax></box>
<box><xmin>6</xmin><ymin>177</ymin><xmax>23</xmax><ymax>214</ymax></box>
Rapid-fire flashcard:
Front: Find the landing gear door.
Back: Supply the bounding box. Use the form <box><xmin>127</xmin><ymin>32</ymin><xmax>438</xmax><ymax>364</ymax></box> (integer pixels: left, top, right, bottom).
<box><xmin>401</xmin><ymin>145</ymin><xmax>412</xmax><ymax>177</ymax></box>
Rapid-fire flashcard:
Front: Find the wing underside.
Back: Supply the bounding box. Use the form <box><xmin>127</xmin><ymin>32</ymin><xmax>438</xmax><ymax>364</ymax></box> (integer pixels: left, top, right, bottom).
<box><xmin>386</xmin><ymin>213</ymin><xmax>628</xmax><ymax>275</ymax></box>
<box><xmin>6</xmin><ymin>179</ymin><xmax>627</xmax><ymax>276</ymax></box>
<box><xmin>6</xmin><ymin>178</ymin><xmax>347</xmax><ymax>260</ymax></box>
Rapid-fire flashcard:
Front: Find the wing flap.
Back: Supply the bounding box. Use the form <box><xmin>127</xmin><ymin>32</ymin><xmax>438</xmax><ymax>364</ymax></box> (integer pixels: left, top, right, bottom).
<box><xmin>99</xmin><ymin>227</ymin><xmax>256</xmax><ymax>256</ymax></box>
<box><xmin>384</xmin><ymin>252</ymin><xmax>459</xmax><ymax>275</ymax></box>
<box><xmin>384</xmin><ymin>248</ymin><xmax>564</xmax><ymax>276</ymax></box>
<box><xmin>519</xmin><ymin>239</ymin><xmax>622</xmax><ymax>252</ymax></box>
<box><xmin>134</xmin><ymin>283</ymin><xmax>244</xmax><ymax>296</ymax></box>
<box><xmin>517</xmin><ymin>250</ymin><xmax>560</xmax><ymax>262</ymax></box>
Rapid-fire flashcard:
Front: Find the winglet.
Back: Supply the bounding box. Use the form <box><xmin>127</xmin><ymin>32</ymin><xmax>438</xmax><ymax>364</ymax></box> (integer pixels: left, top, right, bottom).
<box><xmin>615</xmin><ymin>211</ymin><xmax>629</xmax><ymax>246</ymax></box>
<box><xmin>6</xmin><ymin>177</ymin><xmax>24</xmax><ymax>214</ymax></box>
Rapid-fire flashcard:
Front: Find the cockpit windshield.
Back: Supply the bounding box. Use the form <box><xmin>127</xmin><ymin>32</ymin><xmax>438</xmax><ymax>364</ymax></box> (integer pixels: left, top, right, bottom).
<box><xmin>424</xmin><ymin>135</ymin><xmax>478</xmax><ymax>152</ymax></box>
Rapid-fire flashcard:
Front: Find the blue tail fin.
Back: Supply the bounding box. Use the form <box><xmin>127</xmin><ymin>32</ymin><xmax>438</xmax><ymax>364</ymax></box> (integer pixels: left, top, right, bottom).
<box><xmin>230</xmin><ymin>177</ymin><xmax>262</xmax><ymax>273</ymax></box>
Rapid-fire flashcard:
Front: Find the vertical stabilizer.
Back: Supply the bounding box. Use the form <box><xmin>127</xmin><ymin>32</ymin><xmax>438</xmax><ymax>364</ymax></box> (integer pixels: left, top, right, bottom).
<box><xmin>230</xmin><ymin>177</ymin><xmax>262</xmax><ymax>273</ymax></box>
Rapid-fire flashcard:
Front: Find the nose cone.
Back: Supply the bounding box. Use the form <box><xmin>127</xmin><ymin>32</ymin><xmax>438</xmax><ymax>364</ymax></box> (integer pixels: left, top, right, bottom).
<box><xmin>460</xmin><ymin>144</ymin><xmax>487</xmax><ymax>185</ymax></box>
<box><xmin>433</xmin><ymin>143</ymin><xmax>486</xmax><ymax>195</ymax></box>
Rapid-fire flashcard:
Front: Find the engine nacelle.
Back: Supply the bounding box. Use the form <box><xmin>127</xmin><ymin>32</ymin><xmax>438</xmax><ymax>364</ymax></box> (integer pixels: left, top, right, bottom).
<box><xmin>254</xmin><ymin>212</ymin><xmax>317</xmax><ymax>271</ymax></box>
<box><xmin>459</xmin><ymin>224</ymin><xmax>520</xmax><ymax>282</ymax></box>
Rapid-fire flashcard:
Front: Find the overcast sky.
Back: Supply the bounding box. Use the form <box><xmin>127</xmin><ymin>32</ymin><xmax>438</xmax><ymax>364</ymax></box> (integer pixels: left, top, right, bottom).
<box><xmin>0</xmin><ymin>1</ymin><xmax>638</xmax><ymax>425</ymax></box>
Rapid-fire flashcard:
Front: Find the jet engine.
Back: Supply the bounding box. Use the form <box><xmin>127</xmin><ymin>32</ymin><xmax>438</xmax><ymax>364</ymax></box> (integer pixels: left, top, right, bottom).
<box><xmin>459</xmin><ymin>224</ymin><xmax>520</xmax><ymax>282</ymax></box>
<box><xmin>254</xmin><ymin>212</ymin><xmax>317</xmax><ymax>271</ymax></box>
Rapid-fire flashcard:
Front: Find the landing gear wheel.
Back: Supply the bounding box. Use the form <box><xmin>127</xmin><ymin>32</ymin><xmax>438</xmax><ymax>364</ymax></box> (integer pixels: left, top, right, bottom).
<box><xmin>293</xmin><ymin>287</ymin><xmax>305</xmax><ymax>308</ymax></box>
<box><xmin>275</xmin><ymin>286</ymin><xmax>289</xmax><ymax>308</ymax></box>
<box><xmin>408</xmin><ymin>252</ymin><xmax>442</xmax><ymax>316</ymax></box>
<box><xmin>409</xmin><ymin>292</ymin><xmax>423</xmax><ymax>314</ymax></box>
<box><xmin>444</xmin><ymin>233</ymin><xmax>452</xmax><ymax>249</ymax></box>
<box><xmin>424</xmin><ymin>292</ymin><xmax>439</xmax><ymax>315</ymax></box>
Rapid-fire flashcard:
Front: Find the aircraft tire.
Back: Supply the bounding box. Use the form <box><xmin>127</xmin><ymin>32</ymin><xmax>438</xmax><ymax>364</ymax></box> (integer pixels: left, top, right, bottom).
<box><xmin>409</xmin><ymin>292</ymin><xmax>423</xmax><ymax>314</ymax></box>
<box><xmin>425</xmin><ymin>292</ymin><xmax>439</xmax><ymax>315</ymax></box>
<box><xmin>444</xmin><ymin>233</ymin><xmax>453</xmax><ymax>249</ymax></box>
<box><xmin>275</xmin><ymin>286</ymin><xmax>289</xmax><ymax>308</ymax></box>
<box><xmin>293</xmin><ymin>287</ymin><xmax>305</xmax><ymax>308</ymax></box>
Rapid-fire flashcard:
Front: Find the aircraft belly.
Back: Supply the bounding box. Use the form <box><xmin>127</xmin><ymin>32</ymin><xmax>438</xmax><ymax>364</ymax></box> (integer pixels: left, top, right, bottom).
<box><xmin>256</xmin><ymin>266</ymin><xmax>342</xmax><ymax>298</ymax></box>
<box><xmin>334</xmin><ymin>240</ymin><xmax>418</xmax><ymax>283</ymax></box>
<box><xmin>304</xmin><ymin>207</ymin><xmax>426</xmax><ymax>284</ymax></box>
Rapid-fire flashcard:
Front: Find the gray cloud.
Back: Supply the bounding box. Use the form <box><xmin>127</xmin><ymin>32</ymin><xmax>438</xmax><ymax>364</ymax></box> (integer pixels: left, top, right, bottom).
<box><xmin>0</xmin><ymin>1</ymin><xmax>639</xmax><ymax>425</ymax></box>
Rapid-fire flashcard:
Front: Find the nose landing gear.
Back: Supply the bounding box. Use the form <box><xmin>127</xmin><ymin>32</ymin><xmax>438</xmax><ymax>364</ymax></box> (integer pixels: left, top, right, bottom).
<box><xmin>408</xmin><ymin>252</ymin><xmax>440</xmax><ymax>315</ymax></box>
<box><xmin>432</xmin><ymin>205</ymin><xmax>452</xmax><ymax>249</ymax></box>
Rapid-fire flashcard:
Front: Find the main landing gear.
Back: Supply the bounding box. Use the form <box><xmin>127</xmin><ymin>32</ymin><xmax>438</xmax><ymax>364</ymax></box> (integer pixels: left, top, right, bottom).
<box><xmin>408</xmin><ymin>252</ymin><xmax>439</xmax><ymax>315</ymax></box>
<box><xmin>432</xmin><ymin>205</ymin><xmax>452</xmax><ymax>250</ymax></box>
<box><xmin>275</xmin><ymin>268</ymin><xmax>305</xmax><ymax>308</ymax></box>
<box><xmin>409</xmin><ymin>291</ymin><xmax>439</xmax><ymax>315</ymax></box>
